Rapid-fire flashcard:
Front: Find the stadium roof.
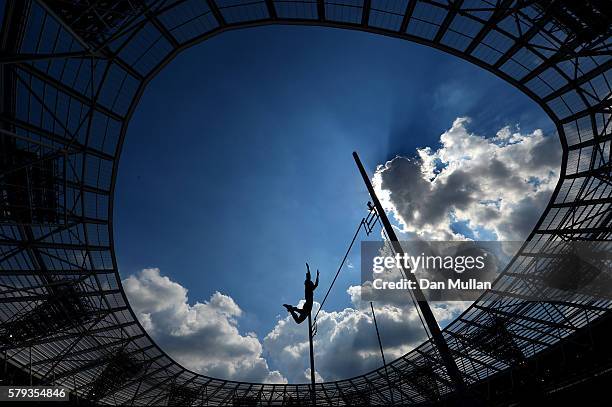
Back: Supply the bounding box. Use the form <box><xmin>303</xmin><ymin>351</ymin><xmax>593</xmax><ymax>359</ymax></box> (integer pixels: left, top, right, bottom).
<box><xmin>0</xmin><ymin>0</ymin><xmax>610</xmax><ymax>405</ymax></box>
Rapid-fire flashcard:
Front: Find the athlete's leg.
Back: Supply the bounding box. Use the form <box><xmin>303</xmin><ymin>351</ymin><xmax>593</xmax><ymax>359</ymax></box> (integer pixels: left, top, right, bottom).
<box><xmin>284</xmin><ymin>304</ymin><xmax>305</xmax><ymax>324</ymax></box>
<box><xmin>293</xmin><ymin>308</ymin><xmax>308</xmax><ymax>324</ymax></box>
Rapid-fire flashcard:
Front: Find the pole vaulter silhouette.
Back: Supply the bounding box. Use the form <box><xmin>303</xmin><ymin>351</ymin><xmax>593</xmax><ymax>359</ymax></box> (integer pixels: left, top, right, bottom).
<box><xmin>283</xmin><ymin>263</ymin><xmax>319</xmax><ymax>324</ymax></box>
<box><xmin>283</xmin><ymin>263</ymin><xmax>319</xmax><ymax>404</ymax></box>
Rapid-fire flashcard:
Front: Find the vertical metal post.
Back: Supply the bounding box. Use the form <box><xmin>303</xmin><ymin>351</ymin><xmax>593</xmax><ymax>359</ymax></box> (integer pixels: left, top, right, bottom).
<box><xmin>308</xmin><ymin>313</ymin><xmax>316</xmax><ymax>406</ymax></box>
<box><xmin>370</xmin><ymin>302</ymin><xmax>387</xmax><ymax>367</ymax></box>
<box><xmin>370</xmin><ymin>301</ymin><xmax>394</xmax><ymax>405</ymax></box>
<box><xmin>353</xmin><ymin>151</ymin><xmax>465</xmax><ymax>392</ymax></box>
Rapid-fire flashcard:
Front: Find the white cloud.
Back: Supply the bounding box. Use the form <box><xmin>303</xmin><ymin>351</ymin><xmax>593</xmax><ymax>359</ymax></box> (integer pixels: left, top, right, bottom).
<box><xmin>373</xmin><ymin>117</ymin><xmax>560</xmax><ymax>241</ymax></box>
<box><xmin>123</xmin><ymin>268</ymin><xmax>286</xmax><ymax>383</ymax></box>
<box><xmin>305</xmin><ymin>368</ymin><xmax>325</xmax><ymax>382</ymax></box>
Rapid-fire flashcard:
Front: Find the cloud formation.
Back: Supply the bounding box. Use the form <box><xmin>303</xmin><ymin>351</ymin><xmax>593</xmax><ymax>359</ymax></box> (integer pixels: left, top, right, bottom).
<box><xmin>123</xmin><ymin>268</ymin><xmax>467</xmax><ymax>384</ymax></box>
<box><xmin>123</xmin><ymin>268</ymin><xmax>286</xmax><ymax>383</ymax></box>
<box><xmin>263</xmin><ymin>298</ymin><xmax>467</xmax><ymax>382</ymax></box>
<box><xmin>373</xmin><ymin>117</ymin><xmax>560</xmax><ymax>241</ymax></box>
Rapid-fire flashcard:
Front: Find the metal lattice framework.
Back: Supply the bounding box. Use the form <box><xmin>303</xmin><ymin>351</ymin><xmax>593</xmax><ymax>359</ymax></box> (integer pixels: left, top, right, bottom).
<box><xmin>0</xmin><ymin>0</ymin><xmax>610</xmax><ymax>405</ymax></box>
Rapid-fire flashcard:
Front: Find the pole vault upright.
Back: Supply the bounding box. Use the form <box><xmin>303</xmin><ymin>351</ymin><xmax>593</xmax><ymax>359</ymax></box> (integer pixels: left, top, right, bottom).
<box><xmin>308</xmin><ymin>312</ymin><xmax>316</xmax><ymax>406</ymax></box>
<box><xmin>352</xmin><ymin>151</ymin><xmax>466</xmax><ymax>393</ymax></box>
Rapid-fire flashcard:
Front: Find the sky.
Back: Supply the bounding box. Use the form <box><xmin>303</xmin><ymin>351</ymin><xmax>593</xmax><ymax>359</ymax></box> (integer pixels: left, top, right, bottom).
<box><xmin>114</xmin><ymin>25</ymin><xmax>560</xmax><ymax>383</ymax></box>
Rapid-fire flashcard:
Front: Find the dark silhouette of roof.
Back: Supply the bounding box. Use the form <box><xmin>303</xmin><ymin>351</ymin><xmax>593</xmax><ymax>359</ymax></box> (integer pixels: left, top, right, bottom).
<box><xmin>0</xmin><ymin>0</ymin><xmax>610</xmax><ymax>405</ymax></box>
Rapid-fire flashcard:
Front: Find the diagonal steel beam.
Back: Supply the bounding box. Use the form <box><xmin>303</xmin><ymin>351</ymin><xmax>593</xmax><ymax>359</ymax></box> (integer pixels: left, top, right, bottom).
<box><xmin>433</xmin><ymin>0</ymin><xmax>464</xmax><ymax>44</ymax></box>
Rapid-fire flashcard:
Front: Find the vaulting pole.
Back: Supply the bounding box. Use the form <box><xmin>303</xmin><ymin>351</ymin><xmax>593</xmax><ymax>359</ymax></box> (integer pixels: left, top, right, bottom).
<box><xmin>308</xmin><ymin>312</ymin><xmax>316</xmax><ymax>406</ymax></box>
<box><xmin>353</xmin><ymin>151</ymin><xmax>466</xmax><ymax>392</ymax></box>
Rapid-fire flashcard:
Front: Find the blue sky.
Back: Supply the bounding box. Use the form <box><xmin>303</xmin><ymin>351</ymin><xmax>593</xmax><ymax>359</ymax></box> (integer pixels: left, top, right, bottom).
<box><xmin>114</xmin><ymin>25</ymin><xmax>556</xmax><ymax>380</ymax></box>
